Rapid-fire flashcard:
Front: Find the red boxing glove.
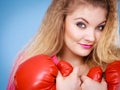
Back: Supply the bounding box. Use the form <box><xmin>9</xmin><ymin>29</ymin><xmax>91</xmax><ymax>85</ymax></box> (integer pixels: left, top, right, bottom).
<box><xmin>14</xmin><ymin>54</ymin><xmax>73</xmax><ymax>90</ymax></box>
<box><xmin>105</xmin><ymin>61</ymin><xmax>120</xmax><ymax>90</ymax></box>
<box><xmin>87</xmin><ymin>66</ymin><xmax>103</xmax><ymax>82</ymax></box>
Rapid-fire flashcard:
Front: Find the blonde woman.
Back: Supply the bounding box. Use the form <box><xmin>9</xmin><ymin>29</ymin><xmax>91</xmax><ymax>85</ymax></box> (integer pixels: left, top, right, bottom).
<box><xmin>7</xmin><ymin>0</ymin><xmax>120</xmax><ymax>90</ymax></box>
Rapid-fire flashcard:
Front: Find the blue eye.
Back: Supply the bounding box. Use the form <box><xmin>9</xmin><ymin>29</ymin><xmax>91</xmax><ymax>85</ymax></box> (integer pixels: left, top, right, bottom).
<box><xmin>97</xmin><ymin>25</ymin><xmax>105</xmax><ymax>31</ymax></box>
<box><xmin>76</xmin><ymin>22</ymin><xmax>86</xmax><ymax>29</ymax></box>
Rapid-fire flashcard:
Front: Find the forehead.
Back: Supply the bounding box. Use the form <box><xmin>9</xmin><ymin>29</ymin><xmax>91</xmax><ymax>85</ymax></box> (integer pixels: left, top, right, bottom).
<box><xmin>66</xmin><ymin>0</ymin><xmax>108</xmax><ymax>16</ymax></box>
<box><xmin>66</xmin><ymin>5</ymin><xmax>107</xmax><ymax>24</ymax></box>
<box><xmin>67</xmin><ymin>0</ymin><xmax>108</xmax><ymax>10</ymax></box>
<box><xmin>71</xmin><ymin>5</ymin><xmax>107</xmax><ymax>16</ymax></box>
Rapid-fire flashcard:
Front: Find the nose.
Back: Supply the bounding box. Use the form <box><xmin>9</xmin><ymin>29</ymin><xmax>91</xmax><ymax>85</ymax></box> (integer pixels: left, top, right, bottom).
<box><xmin>85</xmin><ymin>29</ymin><xmax>96</xmax><ymax>42</ymax></box>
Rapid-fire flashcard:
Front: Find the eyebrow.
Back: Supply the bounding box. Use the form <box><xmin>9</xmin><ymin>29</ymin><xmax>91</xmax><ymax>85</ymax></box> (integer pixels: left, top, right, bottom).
<box><xmin>98</xmin><ymin>21</ymin><xmax>106</xmax><ymax>25</ymax></box>
<box><xmin>74</xmin><ymin>17</ymin><xmax>89</xmax><ymax>24</ymax></box>
<box><xmin>74</xmin><ymin>17</ymin><xmax>106</xmax><ymax>25</ymax></box>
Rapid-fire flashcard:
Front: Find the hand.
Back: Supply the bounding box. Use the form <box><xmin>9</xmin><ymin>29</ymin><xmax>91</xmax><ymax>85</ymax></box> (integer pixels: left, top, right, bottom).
<box><xmin>87</xmin><ymin>66</ymin><xmax>103</xmax><ymax>82</ymax></box>
<box><xmin>14</xmin><ymin>55</ymin><xmax>73</xmax><ymax>90</ymax></box>
<box><xmin>56</xmin><ymin>67</ymin><xmax>81</xmax><ymax>90</ymax></box>
<box><xmin>105</xmin><ymin>61</ymin><xmax>120</xmax><ymax>90</ymax></box>
<box><xmin>81</xmin><ymin>75</ymin><xmax>107</xmax><ymax>90</ymax></box>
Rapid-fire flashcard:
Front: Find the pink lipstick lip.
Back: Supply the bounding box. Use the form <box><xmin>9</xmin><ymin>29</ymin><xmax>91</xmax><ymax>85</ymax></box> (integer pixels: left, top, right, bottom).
<box><xmin>80</xmin><ymin>44</ymin><xmax>93</xmax><ymax>49</ymax></box>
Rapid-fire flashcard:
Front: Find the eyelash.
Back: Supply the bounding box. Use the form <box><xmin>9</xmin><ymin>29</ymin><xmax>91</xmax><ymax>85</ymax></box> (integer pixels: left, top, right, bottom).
<box><xmin>76</xmin><ymin>22</ymin><xmax>105</xmax><ymax>31</ymax></box>
<box><xmin>96</xmin><ymin>25</ymin><xmax>105</xmax><ymax>31</ymax></box>
<box><xmin>76</xmin><ymin>22</ymin><xmax>86</xmax><ymax>29</ymax></box>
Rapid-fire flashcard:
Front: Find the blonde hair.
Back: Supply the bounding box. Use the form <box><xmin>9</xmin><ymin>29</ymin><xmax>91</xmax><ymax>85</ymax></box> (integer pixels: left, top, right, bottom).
<box><xmin>7</xmin><ymin>0</ymin><xmax>120</xmax><ymax>89</ymax></box>
<box><xmin>95</xmin><ymin>0</ymin><xmax>120</xmax><ymax>63</ymax></box>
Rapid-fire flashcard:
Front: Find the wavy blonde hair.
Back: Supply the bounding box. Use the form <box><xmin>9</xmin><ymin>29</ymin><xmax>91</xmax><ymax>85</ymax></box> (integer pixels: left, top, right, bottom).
<box><xmin>7</xmin><ymin>0</ymin><xmax>120</xmax><ymax>89</ymax></box>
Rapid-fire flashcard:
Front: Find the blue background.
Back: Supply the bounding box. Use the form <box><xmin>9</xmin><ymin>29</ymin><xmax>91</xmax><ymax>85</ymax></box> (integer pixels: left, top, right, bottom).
<box><xmin>0</xmin><ymin>1</ymin><xmax>120</xmax><ymax>90</ymax></box>
<box><xmin>0</xmin><ymin>0</ymin><xmax>51</xmax><ymax>89</ymax></box>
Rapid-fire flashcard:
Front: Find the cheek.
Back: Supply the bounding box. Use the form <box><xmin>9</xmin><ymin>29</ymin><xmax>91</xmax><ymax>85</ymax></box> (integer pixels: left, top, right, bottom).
<box><xmin>64</xmin><ymin>18</ymin><xmax>83</xmax><ymax>42</ymax></box>
<box><xmin>64</xmin><ymin>24</ymin><xmax>79</xmax><ymax>41</ymax></box>
<box><xmin>95</xmin><ymin>31</ymin><xmax>103</xmax><ymax>41</ymax></box>
<box><xmin>64</xmin><ymin>28</ymin><xmax>83</xmax><ymax>44</ymax></box>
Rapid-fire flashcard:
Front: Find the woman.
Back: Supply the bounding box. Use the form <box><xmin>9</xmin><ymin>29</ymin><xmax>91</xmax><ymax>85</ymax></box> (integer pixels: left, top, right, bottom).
<box><xmin>7</xmin><ymin>0</ymin><xmax>120</xmax><ymax>90</ymax></box>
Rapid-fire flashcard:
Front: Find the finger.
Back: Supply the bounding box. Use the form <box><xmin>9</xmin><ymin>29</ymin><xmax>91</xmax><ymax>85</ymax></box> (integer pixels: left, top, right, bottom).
<box><xmin>81</xmin><ymin>75</ymin><xmax>89</xmax><ymax>82</ymax></box>
<box><xmin>81</xmin><ymin>75</ymin><xmax>89</xmax><ymax>89</ymax></box>
<box><xmin>81</xmin><ymin>75</ymin><xmax>97</xmax><ymax>84</ymax></box>
<box><xmin>101</xmin><ymin>78</ymin><xmax>107</xmax><ymax>87</ymax></box>
<box><xmin>57</xmin><ymin>71</ymin><xmax>63</xmax><ymax>79</ymax></box>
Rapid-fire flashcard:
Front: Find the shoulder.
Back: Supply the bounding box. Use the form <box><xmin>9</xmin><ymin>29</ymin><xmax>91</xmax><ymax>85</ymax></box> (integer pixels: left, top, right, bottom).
<box><xmin>19</xmin><ymin>54</ymin><xmax>54</xmax><ymax>68</ymax></box>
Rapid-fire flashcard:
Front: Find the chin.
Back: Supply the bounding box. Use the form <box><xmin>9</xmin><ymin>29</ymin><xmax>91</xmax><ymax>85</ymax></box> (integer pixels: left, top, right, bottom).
<box><xmin>78</xmin><ymin>51</ymin><xmax>92</xmax><ymax>57</ymax></box>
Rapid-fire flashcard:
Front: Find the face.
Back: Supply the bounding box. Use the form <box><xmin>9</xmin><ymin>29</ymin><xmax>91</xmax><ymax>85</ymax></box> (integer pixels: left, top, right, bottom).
<box><xmin>63</xmin><ymin>5</ymin><xmax>107</xmax><ymax>57</ymax></box>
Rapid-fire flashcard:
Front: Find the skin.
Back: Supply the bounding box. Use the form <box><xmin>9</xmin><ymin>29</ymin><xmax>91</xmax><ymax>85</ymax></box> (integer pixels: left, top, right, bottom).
<box><xmin>57</xmin><ymin>5</ymin><xmax>107</xmax><ymax>90</ymax></box>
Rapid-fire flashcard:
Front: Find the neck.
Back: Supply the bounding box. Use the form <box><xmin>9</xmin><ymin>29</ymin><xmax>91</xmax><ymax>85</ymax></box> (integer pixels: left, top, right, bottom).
<box><xmin>58</xmin><ymin>50</ymin><xmax>89</xmax><ymax>76</ymax></box>
<box><xmin>58</xmin><ymin>46</ymin><xmax>90</xmax><ymax>76</ymax></box>
<box><xmin>58</xmin><ymin>48</ymin><xmax>85</xmax><ymax>68</ymax></box>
